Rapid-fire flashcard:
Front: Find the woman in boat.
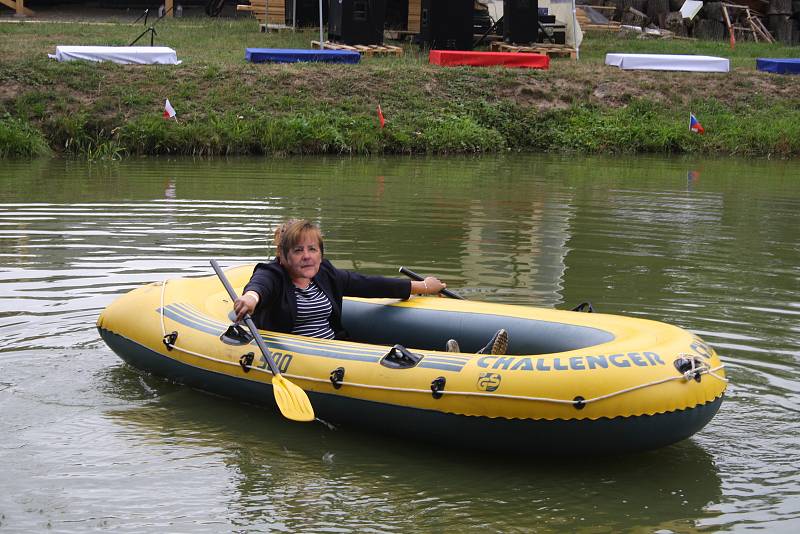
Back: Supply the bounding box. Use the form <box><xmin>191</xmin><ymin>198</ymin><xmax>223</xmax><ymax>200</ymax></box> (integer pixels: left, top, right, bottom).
<box><xmin>233</xmin><ymin>219</ymin><xmax>446</xmax><ymax>340</ymax></box>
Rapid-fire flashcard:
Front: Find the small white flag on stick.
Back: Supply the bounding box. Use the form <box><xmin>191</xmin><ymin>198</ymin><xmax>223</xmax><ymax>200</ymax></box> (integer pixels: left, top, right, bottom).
<box><xmin>163</xmin><ymin>99</ymin><xmax>176</xmax><ymax>120</ymax></box>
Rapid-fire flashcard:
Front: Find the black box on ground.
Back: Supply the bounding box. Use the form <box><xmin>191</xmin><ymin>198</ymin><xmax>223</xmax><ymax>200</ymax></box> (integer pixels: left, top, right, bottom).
<box><xmin>503</xmin><ymin>0</ymin><xmax>539</xmax><ymax>44</ymax></box>
<box><xmin>417</xmin><ymin>0</ymin><xmax>474</xmax><ymax>50</ymax></box>
<box><xmin>286</xmin><ymin>0</ymin><xmax>328</xmax><ymax>27</ymax></box>
<box><xmin>328</xmin><ymin>0</ymin><xmax>386</xmax><ymax>45</ymax></box>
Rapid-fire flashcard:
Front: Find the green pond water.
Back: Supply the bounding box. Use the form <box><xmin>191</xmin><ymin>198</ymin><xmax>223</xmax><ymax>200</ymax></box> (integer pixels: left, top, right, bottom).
<box><xmin>0</xmin><ymin>154</ymin><xmax>798</xmax><ymax>532</ymax></box>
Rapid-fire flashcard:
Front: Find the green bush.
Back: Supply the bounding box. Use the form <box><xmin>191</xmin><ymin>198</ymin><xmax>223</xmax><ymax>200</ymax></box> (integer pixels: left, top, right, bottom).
<box><xmin>0</xmin><ymin>115</ymin><xmax>50</xmax><ymax>158</ymax></box>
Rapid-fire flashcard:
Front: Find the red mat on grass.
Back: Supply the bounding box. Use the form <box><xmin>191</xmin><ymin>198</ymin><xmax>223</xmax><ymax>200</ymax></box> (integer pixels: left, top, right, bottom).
<box><xmin>429</xmin><ymin>50</ymin><xmax>549</xmax><ymax>69</ymax></box>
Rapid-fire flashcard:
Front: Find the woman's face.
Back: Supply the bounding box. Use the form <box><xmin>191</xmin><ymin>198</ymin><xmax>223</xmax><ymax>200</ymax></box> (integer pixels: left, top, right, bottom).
<box><xmin>282</xmin><ymin>231</ymin><xmax>322</xmax><ymax>284</ymax></box>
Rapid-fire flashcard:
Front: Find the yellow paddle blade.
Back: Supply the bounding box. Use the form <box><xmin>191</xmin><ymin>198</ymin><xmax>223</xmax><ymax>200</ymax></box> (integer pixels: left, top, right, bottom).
<box><xmin>271</xmin><ymin>374</ymin><xmax>315</xmax><ymax>422</ymax></box>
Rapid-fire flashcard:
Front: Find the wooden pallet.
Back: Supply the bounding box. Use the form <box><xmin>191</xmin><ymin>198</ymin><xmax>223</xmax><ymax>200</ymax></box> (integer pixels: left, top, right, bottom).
<box><xmin>1</xmin><ymin>0</ymin><xmax>34</xmax><ymax>16</ymax></box>
<box><xmin>581</xmin><ymin>22</ymin><xmax>622</xmax><ymax>31</ymax></box>
<box><xmin>237</xmin><ymin>0</ymin><xmax>284</xmax><ymax>27</ymax></box>
<box><xmin>311</xmin><ymin>41</ymin><xmax>404</xmax><ymax>57</ymax></box>
<box><xmin>577</xmin><ymin>6</ymin><xmax>621</xmax><ymax>32</ymax></box>
<box><xmin>489</xmin><ymin>41</ymin><xmax>577</xmax><ymax>59</ymax></box>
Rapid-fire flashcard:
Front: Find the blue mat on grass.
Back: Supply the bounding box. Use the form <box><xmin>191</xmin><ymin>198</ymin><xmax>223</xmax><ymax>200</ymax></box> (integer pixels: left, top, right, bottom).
<box><xmin>756</xmin><ymin>58</ymin><xmax>800</xmax><ymax>74</ymax></box>
<box><xmin>245</xmin><ymin>48</ymin><xmax>360</xmax><ymax>64</ymax></box>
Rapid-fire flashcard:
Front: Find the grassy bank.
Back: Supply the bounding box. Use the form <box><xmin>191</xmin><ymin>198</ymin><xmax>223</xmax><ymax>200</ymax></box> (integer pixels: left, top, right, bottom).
<box><xmin>1</xmin><ymin>17</ymin><xmax>800</xmax><ymax>159</ymax></box>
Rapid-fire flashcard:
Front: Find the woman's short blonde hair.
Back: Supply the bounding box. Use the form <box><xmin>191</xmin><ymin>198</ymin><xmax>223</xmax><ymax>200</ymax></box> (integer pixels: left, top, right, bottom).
<box><xmin>273</xmin><ymin>219</ymin><xmax>299</xmax><ymax>248</ymax></box>
<box><xmin>278</xmin><ymin>219</ymin><xmax>324</xmax><ymax>261</ymax></box>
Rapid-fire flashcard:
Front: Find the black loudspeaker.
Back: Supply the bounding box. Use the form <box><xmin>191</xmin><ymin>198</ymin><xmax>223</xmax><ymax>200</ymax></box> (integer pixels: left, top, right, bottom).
<box><xmin>503</xmin><ymin>0</ymin><xmax>539</xmax><ymax>44</ymax></box>
<box><xmin>286</xmin><ymin>0</ymin><xmax>328</xmax><ymax>27</ymax></box>
<box><xmin>418</xmin><ymin>0</ymin><xmax>474</xmax><ymax>50</ymax></box>
<box><xmin>328</xmin><ymin>0</ymin><xmax>386</xmax><ymax>45</ymax></box>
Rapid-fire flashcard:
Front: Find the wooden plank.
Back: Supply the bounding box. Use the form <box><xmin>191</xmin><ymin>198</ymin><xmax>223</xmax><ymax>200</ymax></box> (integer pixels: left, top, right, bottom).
<box><xmin>408</xmin><ymin>0</ymin><xmax>421</xmax><ymax>33</ymax></box>
<box><xmin>165</xmin><ymin>0</ymin><xmax>173</xmax><ymax>17</ymax></box>
<box><xmin>581</xmin><ymin>23</ymin><xmax>622</xmax><ymax>31</ymax></box>
<box><xmin>311</xmin><ymin>40</ymin><xmax>403</xmax><ymax>56</ymax></box>
<box><xmin>262</xmin><ymin>23</ymin><xmax>293</xmax><ymax>31</ymax></box>
<box><xmin>266</xmin><ymin>0</ymin><xmax>285</xmax><ymax>25</ymax></box>
<box><xmin>0</xmin><ymin>0</ymin><xmax>34</xmax><ymax>16</ymax></box>
<box><xmin>490</xmin><ymin>41</ymin><xmax>577</xmax><ymax>59</ymax></box>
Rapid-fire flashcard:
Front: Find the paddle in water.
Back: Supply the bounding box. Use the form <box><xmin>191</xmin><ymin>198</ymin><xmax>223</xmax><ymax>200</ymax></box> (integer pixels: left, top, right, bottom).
<box><xmin>210</xmin><ymin>259</ymin><xmax>315</xmax><ymax>422</ymax></box>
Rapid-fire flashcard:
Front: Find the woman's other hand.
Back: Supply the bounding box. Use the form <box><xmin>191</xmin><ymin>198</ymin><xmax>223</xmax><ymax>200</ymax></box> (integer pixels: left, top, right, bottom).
<box><xmin>424</xmin><ymin>276</ymin><xmax>447</xmax><ymax>296</ymax></box>
<box><xmin>412</xmin><ymin>277</ymin><xmax>447</xmax><ymax>296</ymax></box>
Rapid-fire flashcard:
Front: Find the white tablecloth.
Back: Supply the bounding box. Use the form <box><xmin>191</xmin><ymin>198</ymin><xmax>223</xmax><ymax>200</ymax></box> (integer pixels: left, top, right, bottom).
<box><xmin>605</xmin><ymin>53</ymin><xmax>729</xmax><ymax>73</ymax></box>
<box><xmin>49</xmin><ymin>46</ymin><xmax>181</xmax><ymax>65</ymax></box>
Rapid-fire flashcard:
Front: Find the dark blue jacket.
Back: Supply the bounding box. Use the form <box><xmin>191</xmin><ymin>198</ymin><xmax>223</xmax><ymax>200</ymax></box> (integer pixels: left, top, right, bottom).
<box><xmin>243</xmin><ymin>259</ymin><xmax>411</xmax><ymax>338</ymax></box>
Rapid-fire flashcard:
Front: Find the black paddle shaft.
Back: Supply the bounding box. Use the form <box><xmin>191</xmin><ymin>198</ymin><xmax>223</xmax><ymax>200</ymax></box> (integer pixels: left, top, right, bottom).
<box><xmin>210</xmin><ymin>260</ymin><xmax>281</xmax><ymax>376</ymax></box>
<box><xmin>399</xmin><ymin>266</ymin><xmax>464</xmax><ymax>300</ymax></box>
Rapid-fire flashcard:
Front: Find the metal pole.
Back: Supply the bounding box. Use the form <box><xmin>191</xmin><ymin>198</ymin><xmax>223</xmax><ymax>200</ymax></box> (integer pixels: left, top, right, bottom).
<box><xmin>319</xmin><ymin>0</ymin><xmax>324</xmax><ymax>48</ymax></box>
<box><xmin>572</xmin><ymin>0</ymin><xmax>580</xmax><ymax>60</ymax></box>
<box><xmin>293</xmin><ymin>0</ymin><xmax>296</xmax><ymax>30</ymax></box>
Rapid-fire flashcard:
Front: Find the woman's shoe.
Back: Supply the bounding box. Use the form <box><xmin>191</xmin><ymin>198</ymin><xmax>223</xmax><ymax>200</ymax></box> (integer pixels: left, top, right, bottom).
<box><xmin>477</xmin><ymin>329</ymin><xmax>508</xmax><ymax>355</ymax></box>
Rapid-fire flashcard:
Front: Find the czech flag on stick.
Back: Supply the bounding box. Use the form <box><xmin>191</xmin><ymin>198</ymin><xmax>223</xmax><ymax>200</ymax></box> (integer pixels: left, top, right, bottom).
<box><xmin>163</xmin><ymin>99</ymin><xmax>176</xmax><ymax>120</ymax></box>
<box><xmin>377</xmin><ymin>104</ymin><xmax>385</xmax><ymax>129</ymax></box>
<box><xmin>689</xmin><ymin>113</ymin><xmax>704</xmax><ymax>134</ymax></box>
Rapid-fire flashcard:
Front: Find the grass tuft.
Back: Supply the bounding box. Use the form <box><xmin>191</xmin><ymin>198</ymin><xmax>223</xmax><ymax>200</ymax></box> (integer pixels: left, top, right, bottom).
<box><xmin>0</xmin><ymin>115</ymin><xmax>51</xmax><ymax>158</ymax></box>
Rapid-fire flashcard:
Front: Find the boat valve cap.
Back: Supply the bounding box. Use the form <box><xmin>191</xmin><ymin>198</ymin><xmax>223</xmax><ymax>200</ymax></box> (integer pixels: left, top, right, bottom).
<box><xmin>431</xmin><ymin>376</ymin><xmax>446</xmax><ymax>399</ymax></box>
<box><xmin>239</xmin><ymin>352</ymin><xmax>255</xmax><ymax>372</ymax></box>
<box><xmin>674</xmin><ymin>355</ymin><xmax>705</xmax><ymax>382</ymax></box>
<box><xmin>162</xmin><ymin>331</ymin><xmax>178</xmax><ymax>351</ymax></box>
<box><xmin>330</xmin><ymin>367</ymin><xmax>345</xmax><ymax>389</ymax></box>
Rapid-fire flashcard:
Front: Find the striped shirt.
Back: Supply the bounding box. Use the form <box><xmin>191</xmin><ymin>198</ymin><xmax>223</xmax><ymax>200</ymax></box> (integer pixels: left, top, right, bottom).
<box><xmin>292</xmin><ymin>281</ymin><xmax>335</xmax><ymax>339</ymax></box>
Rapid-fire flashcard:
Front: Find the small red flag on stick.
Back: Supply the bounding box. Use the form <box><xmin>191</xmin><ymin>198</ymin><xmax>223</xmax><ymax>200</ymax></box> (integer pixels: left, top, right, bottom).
<box><xmin>377</xmin><ymin>104</ymin><xmax>385</xmax><ymax>128</ymax></box>
<box><xmin>163</xmin><ymin>99</ymin><xmax>176</xmax><ymax>120</ymax></box>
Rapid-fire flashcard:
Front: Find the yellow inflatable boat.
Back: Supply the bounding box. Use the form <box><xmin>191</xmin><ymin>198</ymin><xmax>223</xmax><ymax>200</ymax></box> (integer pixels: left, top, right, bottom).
<box><xmin>97</xmin><ymin>264</ymin><xmax>727</xmax><ymax>453</ymax></box>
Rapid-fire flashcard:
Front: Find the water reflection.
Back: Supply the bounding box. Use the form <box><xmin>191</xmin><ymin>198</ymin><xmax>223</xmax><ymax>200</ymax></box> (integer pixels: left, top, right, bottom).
<box><xmin>104</xmin><ymin>364</ymin><xmax>723</xmax><ymax>532</ymax></box>
<box><xmin>1</xmin><ymin>154</ymin><xmax>799</xmax><ymax>531</ymax></box>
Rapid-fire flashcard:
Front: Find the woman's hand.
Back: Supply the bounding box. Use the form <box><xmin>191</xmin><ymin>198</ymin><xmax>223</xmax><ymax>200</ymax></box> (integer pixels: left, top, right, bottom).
<box><xmin>234</xmin><ymin>291</ymin><xmax>259</xmax><ymax>321</ymax></box>
<box><xmin>412</xmin><ymin>277</ymin><xmax>447</xmax><ymax>296</ymax></box>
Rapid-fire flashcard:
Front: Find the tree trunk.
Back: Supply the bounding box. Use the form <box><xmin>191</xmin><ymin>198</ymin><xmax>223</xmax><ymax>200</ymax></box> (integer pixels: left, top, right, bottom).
<box><xmin>694</xmin><ymin>18</ymin><xmax>726</xmax><ymax>40</ymax></box>
<box><xmin>769</xmin><ymin>13</ymin><xmax>789</xmax><ymax>31</ymax></box>
<box><xmin>774</xmin><ymin>16</ymin><xmax>795</xmax><ymax>43</ymax></box>
<box><xmin>665</xmin><ymin>11</ymin><xmax>687</xmax><ymax>36</ymax></box>
<box><xmin>647</xmin><ymin>0</ymin><xmax>670</xmax><ymax>26</ymax></box>
<box><xmin>703</xmin><ymin>2</ymin><xmax>725</xmax><ymax>23</ymax></box>
<box><xmin>767</xmin><ymin>0</ymin><xmax>793</xmax><ymax>15</ymax></box>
